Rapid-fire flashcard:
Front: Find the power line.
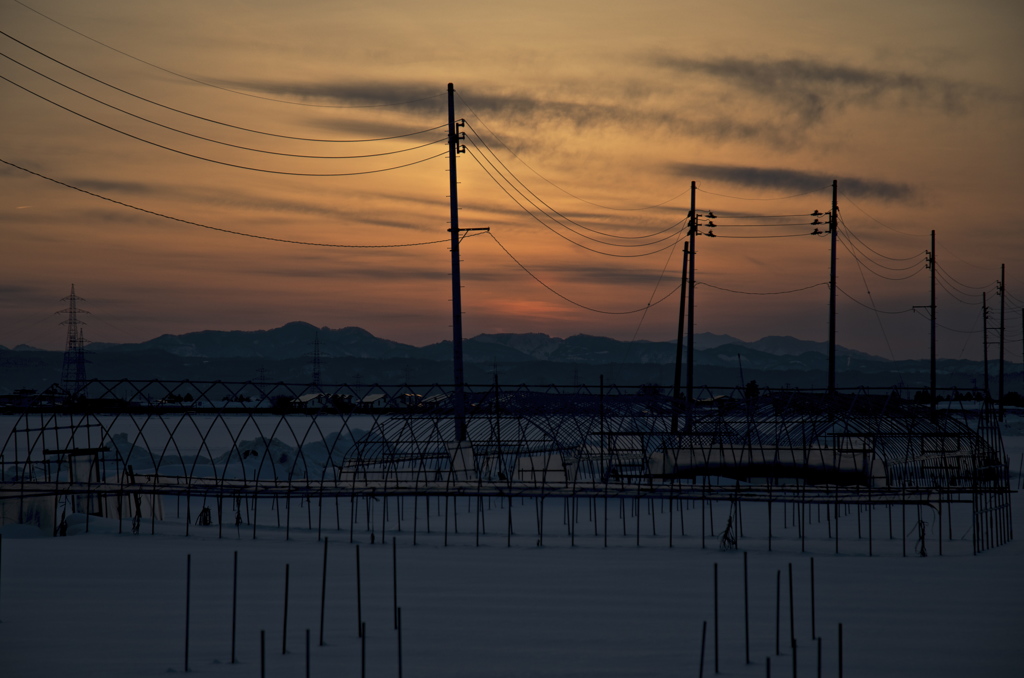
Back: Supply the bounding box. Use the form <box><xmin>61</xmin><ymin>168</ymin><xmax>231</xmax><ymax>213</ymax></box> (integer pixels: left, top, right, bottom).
<box><xmin>839</xmin><ymin>190</ymin><xmax>922</xmax><ymax>237</ymax></box>
<box><xmin>1</xmin><ymin>72</ymin><xmax>449</xmax><ymax>175</ymax></box>
<box><xmin>11</xmin><ymin>1</ymin><xmax>445</xmax><ymax>110</ymax></box>
<box><xmin>456</xmin><ymin>91</ymin><xmax>689</xmax><ymax>211</ymax></box>
<box><xmin>465</xmin><ymin>147</ymin><xmax>687</xmax><ymax>258</ymax></box>
<box><xmin>699</xmin><ymin>281</ymin><xmax>829</xmax><ymax>296</ymax></box>
<box><xmin>486</xmin><ymin>232</ymin><xmax>680</xmax><ymax>315</ymax></box>
<box><xmin>835</xmin><ymin>287</ymin><xmax>914</xmax><ymax>315</ymax></box>
<box><xmin>3</xmin><ymin>49</ymin><xmax>445</xmax><ymax>159</ymax></box>
<box><xmin>1</xmin><ymin>157</ymin><xmax>463</xmax><ymax>248</ymax></box>
<box><xmin>464</xmin><ymin>125</ymin><xmax>687</xmax><ymax>241</ymax></box>
<box><xmin>837</xmin><ymin>214</ymin><xmax>925</xmax><ymax>262</ymax></box>
<box><xmin>696</xmin><ymin>184</ymin><xmax>830</xmax><ymax>201</ymax></box>
<box><xmin>0</xmin><ymin>29</ymin><xmax>445</xmax><ymax>143</ymax></box>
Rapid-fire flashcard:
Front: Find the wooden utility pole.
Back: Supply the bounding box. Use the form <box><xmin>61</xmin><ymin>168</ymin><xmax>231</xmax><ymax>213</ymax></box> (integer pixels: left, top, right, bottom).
<box><xmin>828</xmin><ymin>180</ymin><xmax>838</xmax><ymax>394</ymax></box>
<box><xmin>686</xmin><ymin>181</ymin><xmax>697</xmax><ymax>430</ymax></box>
<box><xmin>999</xmin><ymin>263</ymin><xmax>1006</xmax><ymax>418</ymax></box>
<box><xmin>448</xmin><ymin>83</ymin><xmax>466</xmax><ymax>441</ymax></box>
<box><xmin>982</xmin><ymin>292</ymin><xmax>990</xmax><ymax>400</ymax></box>
<box><xmin>930</xmin><ymin>230</ymin><xmax>937</xmax><ymax>412</ymax></box>
<box><xmin>672</xmin><ymin>242</ymin><xmax>690</xmax><ymax>433</ymax></box>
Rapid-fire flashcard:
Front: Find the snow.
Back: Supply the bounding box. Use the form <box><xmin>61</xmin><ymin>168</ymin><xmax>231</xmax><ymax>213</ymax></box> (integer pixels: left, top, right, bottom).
<box><xmin>1</xmin><ymin>435</ymin><xmax>1021</xmax><ymax>678</ymax></box>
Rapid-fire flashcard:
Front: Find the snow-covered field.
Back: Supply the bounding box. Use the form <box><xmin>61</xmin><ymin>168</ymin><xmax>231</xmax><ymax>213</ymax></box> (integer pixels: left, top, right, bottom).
<box><xmin>1</xmin><ymin>433</ymin><xmax>1021</xmax><ymax>677</ymax></box>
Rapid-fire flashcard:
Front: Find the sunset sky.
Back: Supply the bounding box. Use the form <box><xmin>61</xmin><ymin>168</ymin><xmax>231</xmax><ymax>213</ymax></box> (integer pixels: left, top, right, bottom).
<box><xmin>2</xmin><ymin>0</ymin><xmax>1022</xmax><ymax>361</ymax></box>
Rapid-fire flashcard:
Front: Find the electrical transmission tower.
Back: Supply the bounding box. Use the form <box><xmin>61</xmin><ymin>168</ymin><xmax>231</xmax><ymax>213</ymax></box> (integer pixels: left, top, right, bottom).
<box><xmin>59</xmin><ymin>284</ymin><xmax>89</xmax><ymax>395</ymax></box>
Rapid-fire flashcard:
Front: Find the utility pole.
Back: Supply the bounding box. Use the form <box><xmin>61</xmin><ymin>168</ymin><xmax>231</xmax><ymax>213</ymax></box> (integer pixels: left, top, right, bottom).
<box><xmin>982</xmin><ymin>292</ymin><xmax>989</xmax><ymax>401</ymax></box>
<box><xmin>998</xmin><ymin>264</ymin><xmax>1005</xmax><ymax>419</ymax></box>
<box><xmin>828</xmin><ymin>180</ymin><xmax>838</xmax><ymax>395</ymax></box>
<box><xmin>685</xmin><ymin>181</ymin><xmax>697</xmax><ymax>431</ymax></box>
<box><xmin>672</xmin><ymin>242</ymin><xmax>690</xmax><ymax>433</ymax></box>
<box><xmin>448</xmin><ymin>83</ymin><xmax>467</xmax><ymax>441</ymax></box>
<box><xmin>930</xmin><ymin>231</ymin><xmax>937</xmax><ymax>413</ymax></box>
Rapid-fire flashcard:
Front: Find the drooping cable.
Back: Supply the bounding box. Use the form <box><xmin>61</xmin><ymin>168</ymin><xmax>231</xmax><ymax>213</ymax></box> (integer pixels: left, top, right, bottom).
<box><xmin>10</xmin><ymin>2</ymin><xmax>445</xmax><ymax>110</ymax></box>
<box><xmin>0</xmin><ymin>29</ymin><xmax>445</xmax><ymax>142</ymax></box>
<box><xmin>486</xmin><ymin>232</ymin><xmax>680</xmax><ymax>314</ymax></box>
<box><xmin>1</xmin><ymin>72</ymin><xmax>449</xmax><ymax>175</ymax></box>
<box><xmin>1</xmin><ymin>157</ymin><xmax>463</xmax><ymax>248</ymax></box>
<box><xmin>3</xmin><ymin>50</ymin><xmax>444</xmax><ymax>159</ymax></box>
<box><xmin>464</xmin><ymin>124</ymin><xmax>686</xmax><ymax>241</ymax></box>
<box><xmin>456</xmin><ymin>91</ymin><xmax>689</xmax><ymax>211</ymax></box>
<box><xmin>464</xmin><ymin>146</ymin><xmax>686</xmax><ymax>258</ymax></box>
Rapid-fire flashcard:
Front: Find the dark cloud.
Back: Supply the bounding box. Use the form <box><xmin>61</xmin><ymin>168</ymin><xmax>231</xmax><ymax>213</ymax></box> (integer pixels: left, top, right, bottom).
<box><xmin>653</xmin><ymin>55</ymin><xmax>997</xmax><ymax>125</ymax></box>
<box><xmin>222</xmin><ymin>80</ymin><xmax>448</xmax><ymax>116</ymax></box>
<box><xmin>669</xmin><ymin>163</ymin><xmax>913</xmax><ymax>202</ymax></box>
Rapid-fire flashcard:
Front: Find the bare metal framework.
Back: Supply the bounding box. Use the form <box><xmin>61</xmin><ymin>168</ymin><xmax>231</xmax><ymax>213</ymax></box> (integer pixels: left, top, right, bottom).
<box><xmin>0</xmin><ymin>380</ymin><xmax>1013</xmax><ymax>554</ymax></box>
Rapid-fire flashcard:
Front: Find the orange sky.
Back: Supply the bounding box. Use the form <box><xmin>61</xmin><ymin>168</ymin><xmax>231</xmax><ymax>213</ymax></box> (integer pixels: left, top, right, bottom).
<box><xmin>2</xmin><ymin>0</ymin><xmax>1022</xmax><ymax>360</ymax></box>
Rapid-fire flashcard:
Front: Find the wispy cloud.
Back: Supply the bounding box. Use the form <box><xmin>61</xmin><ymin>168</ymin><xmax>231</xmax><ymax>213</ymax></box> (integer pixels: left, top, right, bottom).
<box><xmin>669</xmin><ymin>163</ymin><xmax>913</xmax><ymax>201</ymax></box>
<box><xmin>653</xmin><ymin>55</ymin><xmax>1000</xmax><ymax>126</ymax></box>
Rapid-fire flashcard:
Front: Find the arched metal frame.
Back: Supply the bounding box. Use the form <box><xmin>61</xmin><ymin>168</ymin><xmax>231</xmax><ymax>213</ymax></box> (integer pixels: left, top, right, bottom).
<box><xmin>0</xmin><ymin>379</ymin><xmax>1013</xmax><ymax>553</ymax></box>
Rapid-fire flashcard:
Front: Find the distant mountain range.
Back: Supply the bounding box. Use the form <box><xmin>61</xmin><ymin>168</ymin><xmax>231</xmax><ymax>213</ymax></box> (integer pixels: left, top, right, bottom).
<box><xmin>77</xmin><ymin>321</ymin><xmax>880</xmax><ymax>364</ymax></box>
<box><xmin>1</xmin><ymin>321</ymin><xmax>1018</xmax><ymax>392</ymax></box>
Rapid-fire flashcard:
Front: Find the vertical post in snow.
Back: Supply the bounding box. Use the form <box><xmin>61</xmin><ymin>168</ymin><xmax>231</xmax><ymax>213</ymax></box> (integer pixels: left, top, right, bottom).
<box><xmin>305</xmin><ymin>628</ymin><xmax>311</xmax><ymax>678</ymax></box>
<box><xmin>393</xmin><ymin>538</ymin><xmax>399</xmax><ymax>629</ymax></box>
<box><xmin>699</xmin><ymin>620</ymin><xmax>707</xmax><ymax>678</ymax></box>
<box><xmin>282</xmin><ymin>563</ymin><xmax>290</xmax><ymax>655</ymax></box>
<box><xmin>838</xmin><ymin>623</ymin><xmax>843</xmax><ymax>678</ymax></box>
<box><xmin>397</xmin><ymin>607</ymin><xmax>404</xmax><ymax>678</ymax></box>
<box><xmin>260</xmin><ymin>630</ymin><xmax>265</xmax><ymax>678</ymax></box>
<box><xmin>788</xmin><ymin>562</ymin><xmax>795</xmax><ymax>647</ymax></box>
<box><xmin>775</xmin><ymin>570</ymin><xmax>781</xmax><ymax>656</ymax></box>
<box><xmin>810</xmin><ymin>557</ymin><xmax>816</xmax><ymax>640</ymax></box>
<box><xmin>360</xmin><ymin>622</ymin><xmax>367</xmax><ymax>678</ymax></box>
<box><xmin>356</xmin><ymin>545</ymin><xmax>363</xmax><ymax>637</ymax></box>
<box><xmin>744</xmin><ymin>551</ymin><xmax>750</xmax><ymax>664</ymax></box>
<box><xmin>184</xmin><ymin>553</ymin><xmax>191</xmax><ymax>673</ymax></box>
<box><xmin>817</xmin><ymin>637</ymin><xmax>822</xmax><ymax>678</ymax></box>
<box><xmin>714</xmin><ymin>562</ymin><xmax>719</xmax><ymax>673</ymax></box>
<box><xmin>231</xmin><ymin>551</ymin><xmax>238</xmax><ymax>663</ymax></box>
<box><xmin>320</xmin><ymin>537</ymin><xmax>328</xmax><ymax>646</ymax></box>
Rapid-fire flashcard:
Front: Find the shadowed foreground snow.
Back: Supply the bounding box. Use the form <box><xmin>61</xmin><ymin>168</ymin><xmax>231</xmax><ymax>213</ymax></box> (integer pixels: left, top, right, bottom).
<box><xmin>1</xmin><ymin>437</ymin><xmax>1021</xmax><ymax>678</ymax></box>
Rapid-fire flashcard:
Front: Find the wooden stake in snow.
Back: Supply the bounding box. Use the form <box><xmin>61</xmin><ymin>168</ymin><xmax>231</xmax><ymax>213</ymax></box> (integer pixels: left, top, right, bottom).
<box><xmin>356</xmin><ymin>545</ymin><xmax>363</xmax><ymax>637</ymax></box>
<box><xmin>231</xmin><ymin>550</ymin><xmax>238</xmax><ymax>663</ymax></box>
<box><xmin>699</xmin><ymin>620</ymin><xmax>707</xmax><ymax>678</ymax></box>
<box><xmin>282</xmin><ymin>563</ymin><xmax>290</xmax><ymax>654</ymax></box>
<box><xmin>320</xmin><ymin>537</ymin><xmax>328</xmax><ymax>646</ymax></box>
<box><xmin>184</xmin><ymin>553</ymin><xmax>191</xmax><ymax>673</ymax></box>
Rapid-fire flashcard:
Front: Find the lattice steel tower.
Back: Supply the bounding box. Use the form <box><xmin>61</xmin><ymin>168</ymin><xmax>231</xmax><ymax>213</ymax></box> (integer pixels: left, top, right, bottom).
<box><xmin>59</xmin><ymin>284</ymin><xmax>88</xmax><ymax>394</ymax></box>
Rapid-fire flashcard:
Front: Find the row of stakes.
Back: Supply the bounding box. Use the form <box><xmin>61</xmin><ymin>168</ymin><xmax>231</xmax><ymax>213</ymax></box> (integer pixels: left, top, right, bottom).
<box><xmin>4</xmin><ymin>536</ymin><xmax>843</xmax><ymax>678</ymax></box>
<box><xmin>177</xmin><ymin>539</ymin><xmax>846</xmax><ymax>677</ymax></box>
<box><xmin>697</xmin><ymin>553</ymin><xmax>845</xmax><ymax>678</ymax></box>
<box><xmin>182</xmin><ymin>537</ymin><xmax>401</xmax><ymax>677</ymax></box>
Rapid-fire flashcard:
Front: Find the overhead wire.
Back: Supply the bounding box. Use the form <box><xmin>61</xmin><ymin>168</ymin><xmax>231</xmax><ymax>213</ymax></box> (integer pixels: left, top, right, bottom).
<box><xmin>1</xmin><ymin>72</ymin><xmax>449</xmax><ymax>175</ymax></box>
<box><xmin>699</xmin><ymin>281</ymin><xmax>828</xmax><ymax>296</ymax></box>
<box><xmin>2</xmin><ymin>49</ymin><xmax>444</xmax><ymax>159</ymax></box>
<box><xmin>0</xmin><ymin>29</ymin><xmax>445</xmax><ymax>142</ymax></box>
<box><xmin>696</xmin><ymin>184</ymin><xmax>830</xmax><ymax>201</ymax></box>
<box><xmin>485</xmin><ymin>232</ymin><xmax>681</xmax><ymax>315</ymax></box>
<box><xmin>464</xmin><ymin>145</ymin><xmax>686</xmax><ymax>258</ymax></box>
<box><xmin>837</xmin><ymin>213</ymin><xmax>925</xmax><ymax>262</ymax></box>
<box><xmin>1</xmin><ymin>157</ymin><xmax>465</xmax><ymax>248</ymax></box>
<box><xmin>463</xmin><ymin>124</ymin><xmax>686</xmax><ymax>242</ymax></box>
<box><xmin>11</xmin><ymin>1</ymin><xmax>445</xmax><ymax>110</ymax></box>
<box><xmin>456</xmin><ymin>91</ymin><xmax>689</xmax><ymax>211</ymax></box>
